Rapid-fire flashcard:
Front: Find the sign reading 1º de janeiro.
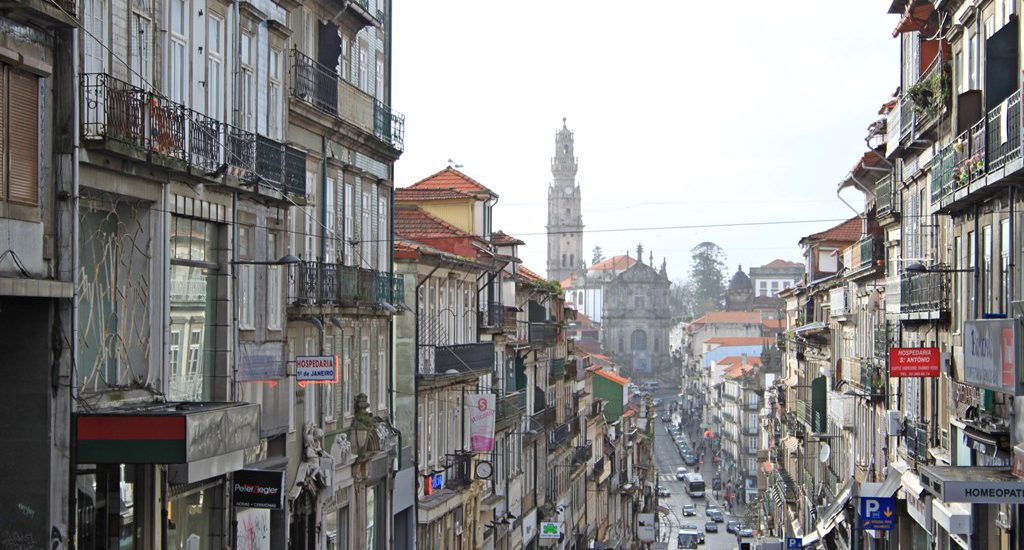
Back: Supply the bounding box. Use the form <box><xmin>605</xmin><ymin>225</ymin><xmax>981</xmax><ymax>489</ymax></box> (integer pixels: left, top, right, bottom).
<box><xmin>295</xmin><ymin>355</ymin><xmax>338</xmax><ymax>385</ymax></box>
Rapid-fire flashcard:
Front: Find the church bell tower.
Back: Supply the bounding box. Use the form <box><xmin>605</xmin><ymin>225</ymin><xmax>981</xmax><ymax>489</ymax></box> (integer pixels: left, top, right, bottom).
<box><xmin>546</xmin><ymin>118</ymin><xmax>584</xmax><ymax>281</ymax></box>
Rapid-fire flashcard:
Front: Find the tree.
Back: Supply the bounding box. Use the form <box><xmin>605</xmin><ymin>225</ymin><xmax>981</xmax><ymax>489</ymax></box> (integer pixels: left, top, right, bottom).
<box><xmin>687</xmin><ymin>242</ymin><xmax>727</xmax><ymax>317</ymax></box>
<box><xmin>592</xmin><ymin>246</ymin><xmax>605</xmax><ymax>266</ymax></box>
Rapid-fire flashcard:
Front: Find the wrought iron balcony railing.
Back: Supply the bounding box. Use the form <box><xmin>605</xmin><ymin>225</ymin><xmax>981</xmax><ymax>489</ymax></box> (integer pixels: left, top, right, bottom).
<box><xmin>290</xmin><ymin>48</ymin><xmax>339</xmax><ymax>115</ymax></box>
<box><xmin>479</xmin><ymin>301</ymin><xmax>505</xmax><ymax>329</ymax></box>
<box><xmin>900</xmin><ymin>270</ymin><xmax>949</xmax><ymax>313</ymax></box>
<box><xmin>373</xmin><ymin>98</ymin><xmax>405</xmax><ymax>151</ymax></box>
<box><xmin>289</xmin><ymin>262</ymin><xmax>385</xmax><ymax>307</ymax></box>
<box><xmin>987</xmin><ymin>89</ymin><xmax>1022</xmax><ymax>173</ymax></box>
<box><xmin>904</xmin><ymin>418</ymin><xmax>930</xmax><ymax>464</ymax></box>
<box><xmin>80</xmin><ymin>72</ymin><xmax>304</xmax><ymax>196</ymax></box>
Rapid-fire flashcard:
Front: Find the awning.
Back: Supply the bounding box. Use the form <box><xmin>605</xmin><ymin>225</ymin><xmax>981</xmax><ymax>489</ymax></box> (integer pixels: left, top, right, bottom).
<box><xmin>892</xmin><ymin>0</ymin><xmax>936</xmax><ymax>37</ymax></box>
<box><xmin>932</xmin><ymin>498</ymin><xmax>972</xmax><ymax>535</ymax></box>
<box><xmin>902</xmin><ymin>469</ymin><xmax>926</xmax><ymax>497</ymax></box>
<box><xmin>919</xmin><ymin>465</ymin><xmax>1024</xmax><ymax>504</ymax></box>
<box><xmin>816</xmin><ymin>479</ymin><xmax>852</xmax><ymax>538</ymax></box>
<box><xmin>76</xmin><ymin>402</ymin><xmax>260</xmax><ymax>483</ymax></box>
<box><xmin>962</xmin><ymin>427</ymin><xmax>1008</xmax><ymax>458</ymax></box>
<box><xmin>783</xmin><ymin>435</ymin><xmax>799</xmax><ymax>455</ymax></box>
<box><xmin>862</xmin><ymin>465</ymin><xmax>904</xmax><ymax>499</ymax></box>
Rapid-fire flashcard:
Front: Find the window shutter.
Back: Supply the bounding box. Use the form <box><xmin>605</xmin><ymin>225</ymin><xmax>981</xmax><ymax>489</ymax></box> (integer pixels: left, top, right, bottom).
<box><xmin>8</xmin><ymin>70</ymin><xmax>38</xmax><ymax>206</ymax></box>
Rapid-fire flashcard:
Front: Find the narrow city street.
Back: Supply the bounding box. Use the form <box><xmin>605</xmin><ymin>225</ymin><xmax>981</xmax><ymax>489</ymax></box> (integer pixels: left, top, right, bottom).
<box><xmin>653</xmin><ymin>399</ymin><xmax>752</xmax><ymax>550</ymax></box>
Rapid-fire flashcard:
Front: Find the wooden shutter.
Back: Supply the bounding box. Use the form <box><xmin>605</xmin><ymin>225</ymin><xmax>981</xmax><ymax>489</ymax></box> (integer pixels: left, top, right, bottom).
<box><xmin>8</xmin><ymin>70</ymin><xmax>38</xmax><ymax>206</ymax></box>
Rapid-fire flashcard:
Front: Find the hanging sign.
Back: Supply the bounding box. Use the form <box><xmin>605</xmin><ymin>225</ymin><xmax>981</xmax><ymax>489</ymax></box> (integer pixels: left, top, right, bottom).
<box><xmin>469</xmin><ymin>393</ymin><xmax>496</xmax><ymax>452</ymax></box>
<box><xmin>295</xmin><ymin>355</ymin><xmax>338</xmax><ymax>386</ymax></box>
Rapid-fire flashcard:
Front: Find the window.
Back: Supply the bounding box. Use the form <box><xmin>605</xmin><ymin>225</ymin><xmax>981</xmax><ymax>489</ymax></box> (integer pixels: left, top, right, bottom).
<box><xmin>169</xmin><ymin>330</ymin><xmax>181</xmax><ymax>372</ymax></box>
<box><xmin>359</xmin><ymin>45</ymin><xmax>369</xmax><ymax>92</ymax></box>
<box><xmin>758</xmin><ymin>281</ymin><xmax>767</xmax><ymax>296</ymax></box>
<box><xmin>0</xmin><ymin>67</ymin><xmax>39</xmax><ymax>206</ymax></box>
<box><xmin>340</xmin><ymin>36</ymin><xmax>351</xmax><ymax>82</ymax></box>
<box><xmin>630</xmin><ymin>329</ymin><xmax>647</xmax><ymax>351</ymax></box>
<box><xmin>169</xmin><ymin>217</ymin><xmax>219</xmax><ymax>402</ymax></box>
<box><xmin>83</xmin><ymin>0</ymin><xmax>107</xmax><ymax>73</ymax></box>
<box><xmin>344</xmin><ymin>182</ymin><xmax>354</xmax><ymax>265</ymax></box>
<box><xmin>239</xmin><ymin>32</ymin><xmax>255</xmax><ymax>131</ymax></box>
<box><xmin>377</xmin><ymin>334</ymin><xmax>386</xmax><ymax>410</ymax></box>
<box><xmin>968</xmin><ymin>230</ymin><xmax>976</xmax><ymax>319</ymax></box>
<box><xmin>304</xmin><ymin>203</ymin><xmax>316</xmax><ymax>260</ymax></box>
<box><xmin>267</xmin><ymin>232</ymin><xmax>282</xmax><ymax>330</ymax></box>
<box><xmin>1001</xmin><ymin>218</ymin><xmax>1010</xmax><ymax>314</ymax></box>
<box><xmin>325</xmin><ymin>177</ymin><xmax>337</xmax><ymax>262</ymax></box>
<box><xmin>983</xmin><ymin>224</ymin><xmax>992</xmax><ymax>313</ymax></box>
<box><xmin>322</xmin><ymin>336</ymin><xmax>335</xmax><ymax>423</ymax></box>
<box><xmin>168</xmin><ymin>0</ymin><xmax>187</xmax><ymax>104</ymax></box>
<box><xmin>239</xmin><ymin>264</ymin><xmax>255</xmax><ymax>329</ymax></box>
<box><xmin>377</xmin><ymin>195</ymin><xmax>387</xmax><ymax>272</ymax></box>
<box><xmin>375</xmin><ymin>58</ymin><xmax>384</xmax><ymax>100</ymax></box>
<box><xmin>268</xmin><ymin>47</ymin><xmax>282</xmax><ymax>138</ymax></box>
<box><xmin>344</xmin><ymin>335</ymin><xmax>354</xmax><ymax>417</ymax></box>
<box><xmin>365</xmin><ymin>486</ymin><xmax>377</xmax><ymax>550</ymax></box>
<box><xmin>968</xmin><ymin>32</ymin><xmax>977</xmax><ymax>90</ymax></box>
<box><xmin>207</xmin><ymin>14</ymin><xmax>224</xmax><ymax>120</ymax></box>
<box><xmin>360</xmin><ymin>336</ymin><xmax>370</xmax><ymax>399</ymax></box>
<box><xmin>361</xmin><ymin>190</ymin><xmax>371</xmax><ymax>267</ymax></box>
<box><xmin>954</xmin><ymin>235</ymin><xmax>962</xmax><ymax>329</ymax></box>
<box><xmin>130</xmin><ymin>0</ymin><xmax>153</xmax><ymax>90</ymax></box>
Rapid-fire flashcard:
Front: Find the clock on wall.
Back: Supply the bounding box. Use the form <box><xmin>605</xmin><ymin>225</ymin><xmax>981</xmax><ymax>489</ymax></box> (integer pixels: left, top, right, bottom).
<box><xmin>475</xmin><ymin>460</ymin><xmax>493</xmax><ymax>480</ymax></box>
<box><xmin>563</xmin><ymin>187</ymin><xmax>572</xmax><ymax>196</ymax></box>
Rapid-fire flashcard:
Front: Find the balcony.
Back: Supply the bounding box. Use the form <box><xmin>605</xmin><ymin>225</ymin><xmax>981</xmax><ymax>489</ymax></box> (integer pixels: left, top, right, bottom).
<box><xmin>900</xmin><ymin>270</ymin><xmax>949</xmax><ymax>318</ymax></box>
<box><xmin>741</xmin><ymin>399</ymin><xmax>760</xmax><ymax>412</ymax></box>
<box><xmin>986</xmin><ymin>90</ymin><xmax>1021</xmax><ymax>173</ymax></box>
<box><xmin>904</xmin><ymin>418</ymin><xmax>930</xmax><ymax>465</ymax></box>
<box><xmin>875</xmin><ymin>175</ymin><xmax>896</xmax><ymax>217</ymax></box>
<box><xmin>288</xmin><ymin>262</ymin><xmax>383</xmax><ymax>308</ymax></box>
<box><xmin>479</xmin><ymin>301</ymin><xmax>505</xmax><ymax>331</ymax></box>
<box><xmin>550</xmin><ymin>358</ymin><xmax>566</xmax><ymax>380</ymax></box>
<box><xmin>501</xmin><ymin>307</ymin><xmax>518</xmax><ymax>334</ymax></box>
<box><xmin>533</xmin><ymin>406</ymin><xmax>556</xmax><ymax>428</ymax></box>
<box><xmin>81</xmin><ymin>72</ymin><xmax>304</xmax><ymax>197</ymax></box>
<box><xmin>0</xmin><ymin>0</ymin><xmax>77</xmax><ymax>25</ymax></box>
<box><xmin>529</xmin><ymin>321</ymin><xmax>556</xmax><ymax>348</ymax></box>
<box><xmin>550</xmin><ymin>416</ymin><xmax>579</xmax><ymax>448</ymax></box>
<box><xmin>290</xmin><ymin>49</ymin><xmax>339</xmax><ymax>115</ymax></box>
<box><xmin>419</xmin><ymin>342</ymin><xmax>495</xmax><ymax>377</ymax></box>
<box><xmin>373</xmin><ymin>99</ymin><xmax>406</xmax><ymax>151</ymax></box>
<box><xmin>573</xmin><ymin>440</ymin><xmax>593</xmax><ymax>466</ymax></box>
<box><xmin>496</xmin><ymin>391</ymin><xmax>525</xmax><ymax>429</ymax></box>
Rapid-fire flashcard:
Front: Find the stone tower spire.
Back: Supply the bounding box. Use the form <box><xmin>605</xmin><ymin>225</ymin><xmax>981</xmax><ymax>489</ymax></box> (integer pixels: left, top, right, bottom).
<box><xmin>546</xmin><ymin>118</ymin><xmax>584</xmax><ymax>281</ymax></box>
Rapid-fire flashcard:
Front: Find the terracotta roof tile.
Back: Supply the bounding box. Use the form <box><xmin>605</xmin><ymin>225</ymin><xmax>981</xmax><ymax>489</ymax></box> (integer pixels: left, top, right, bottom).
<box><xmin>705</xmin><ymin>337</ymin><xmax>774</xmax><ymax>346</ymax></box>
<box><xmin>799</xmin><ymin>217</ymin><xmax>862</xmax><ymax>246</ymax></box>
<box><xmin>394</xmin><ymin>204</ymin><xmax>472</xmax><ymax>240</ymax></box>
<box><xmin>394</xmin><ymin>187</ymin><xmax>475</xmax><ymax>201</ymax></box>
<box><xmin>407</xmin><ymin>166</ymin><xmax>496</xmax><ymax>196</ymax></box>
<box><xmin>762</xmin><ymin>259</ymin><xmax>802</xmax><ymax>269</ymax></box>
<box><xmin>491</xmin><ymin>230</ymin><xmax>525</xmax><ymax>246</ymax></box>
<box><xmin>762</xmin><ymin>319</ymin><xmax>785</xmax><ymax>329</ymax></box>
<box><xmin>595</xmin><ymin>368</ymin><xmax>629</xmax><ymax>385</ymax></box>
<box><xmin>589</xmin><ymin>255</ymin><xmax>636</xmax><ymax>271</ymax></box>
<box><xmin>518</xmin><ymin>265</ymin><xmax>544</xmax><ymax>281</ymax></box>
<box><xmin>693</xmin><ymin>311</ymin><xmax>763</xmax><ymax>325</ymax></box>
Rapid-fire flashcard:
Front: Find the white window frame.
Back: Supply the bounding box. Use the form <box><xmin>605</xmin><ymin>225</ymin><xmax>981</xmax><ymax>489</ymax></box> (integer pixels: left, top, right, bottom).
<box><xmin>322</xmin><ymin>335</ymin><xmax>336</xmax><ymax>423</ymax></box>
<box><xmin>360</xmin><ymin>336</ymin><xmax>370</xmax><ymax>398</ymax></box>
<box><xmin>325</xmin><ymin>176</ymin><xmax>337</xmax><ymax>263</ymax></box>
<box><xmin>344</xmin><ymin>336</ymin><xmax>354</xmax><ymax>417</ymax></box>
<box><xmin>267</xmin><ymin>265</ymin><xmax>283</xmax><ymax>330</ymax></box>
<box><xmin>206</xmin><ymin>13</ymin><xmax>225</xmax><ymax>122</ymax></box>
<box><xmin>375</xmin><ymin>58</ymin><xmax>384</xmax><ymax>100</ymax></box>
<box><xmin>340</xmin><ymin>35</ymin><xmax>351</xmax><ymax>82</ymax></box>
<box><xmin>344</xmin><ymin>182</ymin><xmax>355</xmax><ymax>265</ymax></box>
<box><xmin>305</xmin><ymin>336</ymin><xmax>318</xmax><ymax>424</ymax></box>
<box><xmin>130</xmin><ymin>1</ymin><xmax>153</xmax><ymax>89</ymax></box>
<box><xmin>238</xmin><ymin>264</ymin><xmax>255</xmax><ymax>330</ymax></box>
<box><xmin>360</xmin><ymin>191</ymin><xmax>372</xmax><ymax>268</ymax></box>
<box><xmin>239</xmin><ymin>31</ymin><xmax>255</xmax><ymax>131</ymax></box>
<box><xmin>268</xmin><ymin>46</ymin><xmax>283</xmax><ymax>139</ymax></box>
<box><xmin>377</xmin><ymin>194</ymin><xmax>387</xmax><ymax>272</ymax></box>
<box><xmin>169</xmin><ymin>329</ymin><xmax>182</xmax><ymax>375</ymax></box>
<box><xmin>168</xmin><ymin>0</ymin><xmax>188</xmax><ymax>104</ymax></box>
<box><xmin>377</xmin><ymin>334</ymin><xmax>387</xmax><ymax>410</ymax></box>
<box><xmin>186</xmin><ymin>328</ymin><xmax>203</xmax><ymax>376</ymax></box>
<box><xmin>84</xmin><ymin>0</ymin><xmax>108</xmax><ymax>74</ymax></box>
<box><xmin>358</xmin><ymin>45</ymin><xmax>368</xmax><ymax>92</ymax></box>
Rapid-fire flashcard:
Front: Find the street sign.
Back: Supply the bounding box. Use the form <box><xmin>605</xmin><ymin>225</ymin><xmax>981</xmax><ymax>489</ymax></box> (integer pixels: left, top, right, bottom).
<box><xmin>860</xmin><ymin>496</ymin><xmax>896</xmax><ymax>530</ymax></box>
<box><xmin>889</xmin><ymin>347</ymin><xmax>940</xmax><ymax>378</ymax></box>
<box><xmin>786</xmin><ymin>537</ymin><xmax>802</xmax><ymax>549</ymax></box>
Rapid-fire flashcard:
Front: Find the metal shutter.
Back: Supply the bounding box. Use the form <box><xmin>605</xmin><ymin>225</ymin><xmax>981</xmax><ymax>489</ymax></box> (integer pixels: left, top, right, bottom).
<box><xmin>8</xmin><ymin>70</ymin><xmax>38</xmax><ymax>206</ymax></box>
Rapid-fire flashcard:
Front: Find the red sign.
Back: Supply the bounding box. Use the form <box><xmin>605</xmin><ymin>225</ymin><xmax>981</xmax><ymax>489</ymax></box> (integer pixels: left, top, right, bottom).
<box><xmin>889</xmin><ymin>347</ymin><xmax>940</xmax><ymax>378</ymax></box>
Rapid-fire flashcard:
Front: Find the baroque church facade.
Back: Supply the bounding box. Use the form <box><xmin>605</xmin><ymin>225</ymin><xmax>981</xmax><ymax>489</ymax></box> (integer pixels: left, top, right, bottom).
<box><xmin>546</xmin><ymin>119</ymin><xmax>674</xmax><ymax>377</ymax></box>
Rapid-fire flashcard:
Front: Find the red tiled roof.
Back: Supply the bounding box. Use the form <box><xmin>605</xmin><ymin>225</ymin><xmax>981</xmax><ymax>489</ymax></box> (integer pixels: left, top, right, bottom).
<box><xmin>589</xmin><ymin>255</ymin><xmax>636</xmax><ymax>271</ymax></box>
<box><xmin>406</xmin><ymin>166</ymin><xmax>496</xmax><ymax>196</ymax></box>
<box><xmin>705</xmin><ymin>337</ymin><xmax>774</xmax><ymax>346</ymax></box>
<box><xmin>762</xmin><ymin>259</ymin><xmax>802</xmax><ymax>269</ymax></box>
<box><xmin>519</xmin><ymin>266</ymin><xmax>544</xmax><ymax>281</ymax></box>
<box><xmin>491</xmin><ymin>230</ymin><xmax>525</xmax><ymax>246</ymax></box>
<box><xmin>394</xmin><ymin>187</ymin><xmax>475</xmax><ymax>201</ymax></box>
<box><xmin>762</xmin><ymin>319</ymin><xmax>785</xmax><ymax>329</ymax></box>
<box><xmin>691</xmin><ymin>311</ymin><xmax>763</xmax><ymax>327</ymax></box>
<box><xmin>799</xmin><ymin>217</ymin><xmax>862</xmax><ymax>246</ymax></box>
<box><xmin>595</xmin><ymin>368</ymin><xmax>629</xmax><ymax>386</ymax></box>
<box><xmin>718</xmin><ymin>356</ymin><xmax>762</xmax><ymax>368</ymax></box>
<box><xmin>394</xmin><ymin>204</ymin><xmax>472</xmax><ymax>240</ymax></box>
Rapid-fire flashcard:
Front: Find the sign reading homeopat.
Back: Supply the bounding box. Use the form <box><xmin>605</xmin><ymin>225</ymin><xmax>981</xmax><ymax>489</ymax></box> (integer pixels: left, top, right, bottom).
<box><xmin>295</xmin><ymin>355</ymin><xmax>339</xmax><ymax>386</ymax></box>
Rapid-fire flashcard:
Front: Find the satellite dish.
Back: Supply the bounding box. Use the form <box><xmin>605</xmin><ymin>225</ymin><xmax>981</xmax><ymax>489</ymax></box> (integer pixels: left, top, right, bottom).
<box><xmin>819</xmin><ymin>443</ymin><xmax>831</xmax><ymax>463</ymax></box>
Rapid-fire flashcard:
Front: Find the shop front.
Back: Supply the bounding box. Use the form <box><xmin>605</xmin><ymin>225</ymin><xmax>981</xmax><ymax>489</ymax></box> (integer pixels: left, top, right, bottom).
<box><xmin>74</xmin><ymin>402</ymin><xmax>260</xmax><ymax>550</ymax></box>
<box><xmin>919</xmin><ymin>465</ymin><xmax>1024</xmax><ymax>549</ymax></box>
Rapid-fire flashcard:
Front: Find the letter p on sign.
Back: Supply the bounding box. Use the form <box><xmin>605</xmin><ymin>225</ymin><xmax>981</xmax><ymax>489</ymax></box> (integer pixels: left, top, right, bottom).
<box><xmin>865</xmin><ymin>499</ymin><xmax>879</xmax><ymax>517</ymax></box>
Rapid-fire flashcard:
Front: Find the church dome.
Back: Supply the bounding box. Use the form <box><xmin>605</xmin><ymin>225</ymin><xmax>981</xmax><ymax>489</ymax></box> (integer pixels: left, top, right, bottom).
<box><xmin>728</xmin><ymin>266</ymin><xmax>752</xmax><ymax>293</ymax></box>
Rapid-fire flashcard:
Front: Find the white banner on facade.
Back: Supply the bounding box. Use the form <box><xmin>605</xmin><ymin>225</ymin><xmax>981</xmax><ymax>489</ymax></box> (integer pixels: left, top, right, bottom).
<box><xmin>469</xmin><ymin>393</ymin><xmax>496</xmax><ymax>452</ymax></box>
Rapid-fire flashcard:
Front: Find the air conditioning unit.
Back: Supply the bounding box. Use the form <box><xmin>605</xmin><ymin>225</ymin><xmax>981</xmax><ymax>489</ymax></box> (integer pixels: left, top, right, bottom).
<box><xmin>886</xmin><ymin>410</ymin><xmax>902</xmax><ymax>436</ymax></box>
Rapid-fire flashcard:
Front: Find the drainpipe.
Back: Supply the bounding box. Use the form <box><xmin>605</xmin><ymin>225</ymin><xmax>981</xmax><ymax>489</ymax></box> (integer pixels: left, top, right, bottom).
<box><xmin>67</xmin><ymin>23</ymin><xmax>81</xmax><ymax>550</ymax></box>
<box><xmin>321</xmin><ymin>136</ymin><xmax>328</xmax><ymax>262</ymax></box>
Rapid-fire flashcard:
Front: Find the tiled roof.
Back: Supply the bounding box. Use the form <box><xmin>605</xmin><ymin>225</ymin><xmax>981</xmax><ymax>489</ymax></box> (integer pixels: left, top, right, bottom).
<box><xmin>406</xmin><ymin>166</ymin><xmax>496</xmax><ymax>196</ymax></box>
<box><xmin>491</xmin><ymin>230</ymin><xmax>525</xmax><ymax>246</ymax></box>
<box><xmin>718</xmin><ymin>356</ymin><xmax>762</xmax><ymax>369</ymax></box>
<box><xmin>762</xmin><ymin>259</ymin><xmax>802</xmax><ymax>269</ymax></box>
<box><xmin>799</xmin><ymin>217</ymin><xmax>862</xmax><ymax>246</ymax></box>
<box><xmin>394</xmin><ymin>204</ymin><xmax>472</xmax><ymax>240</ymax></box>
<box><xmin>589</xmin><ymin>255</ymin><xmax>636</xmax><ymax>271</ymax></box>
<box><xmin>690</xmin><ymin>311</ymin><xmax>763</xmax><ymax>327</ymax></box>
<box><xmin>518</xmin><ymin>266</ymin><xmax>544</xmax><ymax>281</ymax></box>
<box><xmin>762</xmin><ymin>319</ymin><xmax>785</xmax><ymax>329</ymax></box>
<box><xmin>594</xmin><ymin>368</ymin><xmax>630</xmax><ymax>386</ymax></box>
<box><xmin>705</xmin><ymin>337</ymin><xmax>774</xmax><ymax>346</ymax></box>
<box><xmin>394</xmin><ymin>187</ymin><xmax>475</xmax><ymax>201</ymax></box>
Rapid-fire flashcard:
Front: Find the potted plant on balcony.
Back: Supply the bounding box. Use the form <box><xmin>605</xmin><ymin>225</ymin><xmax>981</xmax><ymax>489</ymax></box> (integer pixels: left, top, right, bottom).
<box><xmin>907</xmin><ymin>61</ymin><xmax>952</xmax><ymax>120</ymax></box>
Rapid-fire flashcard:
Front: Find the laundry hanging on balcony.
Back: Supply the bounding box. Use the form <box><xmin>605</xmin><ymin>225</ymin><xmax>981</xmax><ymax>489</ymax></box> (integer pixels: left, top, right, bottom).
<box><xmin>892</xmin><ymin>0</ymin><xmax>938</xmax><ymax>38</ymax></box>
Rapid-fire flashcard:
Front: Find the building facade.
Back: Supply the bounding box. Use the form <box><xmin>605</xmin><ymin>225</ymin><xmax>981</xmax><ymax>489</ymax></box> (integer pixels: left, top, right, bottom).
<box><xmin>601</xmin><ymin>249</ymin><xmax>672</xmax><ymax>379</ymax></box>
<box><xmin>546</xmin><ymin>118</ymin><xmax>583</xmax><ymax>282</ymax></box>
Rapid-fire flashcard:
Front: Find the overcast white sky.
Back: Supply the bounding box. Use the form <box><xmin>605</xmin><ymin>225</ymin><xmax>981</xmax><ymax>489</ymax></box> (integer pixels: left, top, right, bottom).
<box><xmin>391</xmin><ymin>1</ymin><xmax>899</xmax><ymax>282</ymax></box>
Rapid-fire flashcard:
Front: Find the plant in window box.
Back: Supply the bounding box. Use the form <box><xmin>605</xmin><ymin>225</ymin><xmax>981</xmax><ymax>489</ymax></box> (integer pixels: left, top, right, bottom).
<box><xmin>907</xmin><ymin>62</ymin><xmax>952</xmax><ymax>120</ymax></box>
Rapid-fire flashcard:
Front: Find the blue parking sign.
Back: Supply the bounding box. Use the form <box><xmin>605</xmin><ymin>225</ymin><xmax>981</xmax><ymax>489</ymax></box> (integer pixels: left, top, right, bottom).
<box><xmin>859</xmin><ymin>496</ymin><xmax>896</xmax><ymax>530</ymax></box>
<box><xmin>786</xmin><ymin>537</ymin><xmax>802</xmax><ymax>549</ymax></box>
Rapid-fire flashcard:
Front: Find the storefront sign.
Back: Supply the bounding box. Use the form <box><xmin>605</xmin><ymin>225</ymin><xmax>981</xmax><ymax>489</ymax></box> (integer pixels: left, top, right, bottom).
<box><xmin>468</xmin><ymin>393</ymin><xmax>496</xmax><ymax>452</ymax></box>
<box><xmin>295</xmin><ymin>355</ymin><xmax>338</xmax><ymax>385</ymax></box>
<box><xmin>638</xmin><ymin>513</ymin><xmax>656</xmax><ymax>543</ymax></box>
<box><xmin>890</xmin><ymin>348</ymin><xmax>940</xmax><ymax>378</ymax></box>
<box><xmin>905</xmin><ymin>486</ymin><xmax>931</xmax><ymax>532</ymax></box>
<box><xmin>233</xmin><ymin>470</ymin><xmax>285</xmax><ymax>509</ymax></box>
<box><xmin>943</xmin><ymin>481</ymin><xmax>1024</xmax><ymax>503</ymax></box>
<box><xmin>539</xmin><ymin>522</ymin><xmax>562</xmax><ymax>540</ymax></box>
<box><xmin>859</xmin><ymin>496</ymin><xmax>895</xmax><ymax>530</ymax></box>
<box><xmin>963</xmin><ymin>320</ymin><xmax>1022</xmax><ymax>394</ymax></box>
<box><xmin>811</xmin><ymin>376</ymin><xmax>827</xmax><ymax>434</ymax></box>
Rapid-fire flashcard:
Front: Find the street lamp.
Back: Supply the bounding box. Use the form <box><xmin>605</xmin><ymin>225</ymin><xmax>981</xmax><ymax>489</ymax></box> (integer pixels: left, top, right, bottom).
<box><xmin>904</xmin><ymin>261</ymin><xmax>973</xmax><ymax>274</ymax></box>
<box><xmin>230</xmin><ymin>253</ymin><xmax>301</xmax><ymax>266</ymax></box>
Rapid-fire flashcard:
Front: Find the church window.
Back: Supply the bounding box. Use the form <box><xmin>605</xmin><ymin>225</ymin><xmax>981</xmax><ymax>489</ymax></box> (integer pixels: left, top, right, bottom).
<box><xmin>654</xmin><ymin>338</ymin><xmax>659</xmax><ymax>352</ymax></box>
<box><xmin>570</xmin><ymin>254</ymin><xmax>574</xmax><ymax>267</ymax></box>
<box><xmin>630</xmin><ymin>330</ymin><xmax>647</xmax><ymax>351</ymax></box>
<box><xmin>618</xmin><ymin>335</ymin><xmax>623</xmax><ymax>352</ymax></box>
<box><xmin>562</xmin><ymin>254</ymin><xmax>567</xmax><ymax>267</ymax></box>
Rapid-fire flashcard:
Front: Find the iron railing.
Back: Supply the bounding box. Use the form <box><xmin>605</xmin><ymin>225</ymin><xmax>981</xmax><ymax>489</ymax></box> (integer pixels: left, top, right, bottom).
<box><xmin>899</xmin><ymin>94</ymin><xmax>914</xmax><ymax>140</ymax></box>
<box><xmin>290</xmin><ymin>48</ymin><xmax>339</xmax><ymax>115</ymax></box>
<box><xmin>904</xmin><ymin>418</ymin><xmax>930</xmax><ymax>464</ymax></box>
<box><xmin>550</xmin><ymin>358</ymin><xmax>565</xmax><ymax>379</ymax></box>
<box><xmin>480</xmin><ymin>301</ymin><xmax>505</xmax><ymax>328</ymax></box>
<box><xmin>373</xmin><ymin>98</ymin><xmax>405</xmax><ymax>151</ymax></box>
<box><xmin>987</xmin><ymin>89</ymin><xmax>1022</xmax><ymax>172</ymax></box>
<box><xmin>573</xmin><ymin>441</ymin><xmax>592</xmax><ymax>465</ymax></box>
<box><xmin>289</xmin><ymin>262</ymin><xmax>389</xmax><ymax>307</ymax></box>
<box><xmin>81</xmin><ymin>72</ymin><xmax>305</xmax><ymax>196</ymax></box>
<box><xmin>970</xmin><ymin>118</ymin><xmax>987</xmax><ymax>180</ymax></box>
<box><xmin>900</xmin><ymin>270</ymin><xmax>949</xmax><ymax>313</ymax></box>
<box><xmin>857</xmin><ymin>236</ymin><xmax>880</xmax><ymax>270</ymax></box>
<box><xmin>875</xmin><ymin>175</ymin><xmax>893</xmax><ymax>216</ymax></box>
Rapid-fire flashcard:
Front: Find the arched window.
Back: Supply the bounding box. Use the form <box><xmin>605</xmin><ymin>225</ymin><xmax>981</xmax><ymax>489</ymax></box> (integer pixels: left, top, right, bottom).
<box><xmin>562</xmin><ymin>254</ymin><xmax>567</xmax><ymax>266</ymax></box>
<box><xmin>631</xmin><ymin>329</ymin><xmax>647</xmax><ymax>351</ymax></box>
<box><xmin>654</xmin><ymin>338</ymin><xmax>659</xmax><ymax>352</ymax></box>
<box><xmin>570</xmin><ymin>254</ymin><xmax>574</xmax><ymax>267</ymax></box>
<box><xmin>618</xmin><ymin>335</ymin><xmax>624</xmax><ymax>352</ymax></box>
